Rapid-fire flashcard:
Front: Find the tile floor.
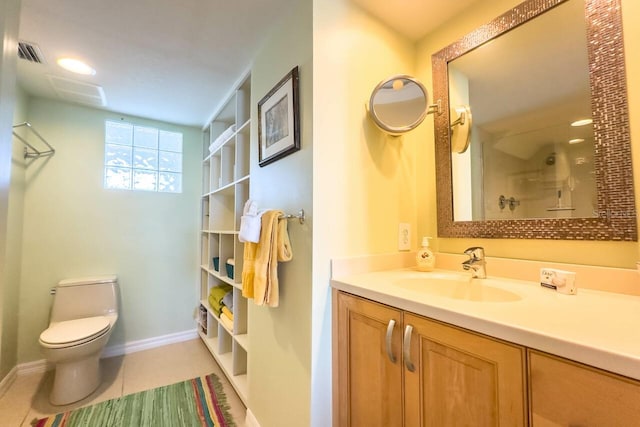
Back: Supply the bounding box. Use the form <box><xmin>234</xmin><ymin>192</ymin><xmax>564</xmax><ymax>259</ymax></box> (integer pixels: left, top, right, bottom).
<box><xmin>0</xmin><ymin>339</ymin><xmax>246</xmax><ymax>426</ymax></box>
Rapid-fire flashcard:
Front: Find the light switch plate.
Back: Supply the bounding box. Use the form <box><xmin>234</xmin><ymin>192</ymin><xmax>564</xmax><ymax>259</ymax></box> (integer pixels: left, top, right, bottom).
<box><xmin>398</xmin><ymin>223</ymin><xmax>411</xmax><ymax>251</ymax></box>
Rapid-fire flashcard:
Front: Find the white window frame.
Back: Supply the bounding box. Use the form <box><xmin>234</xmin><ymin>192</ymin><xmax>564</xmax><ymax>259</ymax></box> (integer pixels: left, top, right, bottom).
<box><xmin>104</xmin><ymin>120</ymin><xmax>183</xmax><ymax>193</ymax></box>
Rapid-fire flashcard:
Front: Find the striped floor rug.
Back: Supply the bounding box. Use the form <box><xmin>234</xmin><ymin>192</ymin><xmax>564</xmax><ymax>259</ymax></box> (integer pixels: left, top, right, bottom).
<box><xmin>34</xmin><ymin>373</ymin><xmax>235</xmax><ymax>427</ymax></box>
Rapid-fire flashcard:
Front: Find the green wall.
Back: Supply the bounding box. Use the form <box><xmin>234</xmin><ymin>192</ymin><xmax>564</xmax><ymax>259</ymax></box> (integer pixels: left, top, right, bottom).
<box><xmin>17</xmin><ymin>98</ymin><xmax>201</xmax><ymax>363</ymax></box>
<box><xmin>1</xmin><ymin>86</ymin><xmax>27</xmax><ymax>378</ymax></box>
<box><xmin>0</xmin><ymin>0</ymin><xmax>21</xmax><ymax>381</ymax></box>
<box><xmin>248</xmin><ymin>0</ymin><xmax>313</xmax><ymax>425</ymax></box>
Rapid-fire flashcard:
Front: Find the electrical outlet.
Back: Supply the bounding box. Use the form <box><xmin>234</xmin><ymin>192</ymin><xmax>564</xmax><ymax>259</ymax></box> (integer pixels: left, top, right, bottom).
<box><xmin>398</xmin><ymin>223</ymin><xmax>411</xmax><ymax>251</ymax></box>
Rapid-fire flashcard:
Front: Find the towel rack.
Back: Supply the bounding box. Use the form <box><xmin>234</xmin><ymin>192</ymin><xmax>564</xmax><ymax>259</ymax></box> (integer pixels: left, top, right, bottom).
<box><xmin>279</xmin><ymin>209</ymin><xmax>305</xmax><ymax>224</ymax></box>
<box><xmin>12</xmin><ymin>122</ymin><xmax>56</xmax><ymax>159</ymax></box>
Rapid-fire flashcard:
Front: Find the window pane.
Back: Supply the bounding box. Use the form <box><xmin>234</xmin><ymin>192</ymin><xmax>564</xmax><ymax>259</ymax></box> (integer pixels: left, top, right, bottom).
<box><xmin>105</xmin><ymin>121</ymin><xmax>133</xmax><ymax>146</ymax></box>
<box><xmin>104</xmin><ymin>121</ymin><xmax>182</xmax><ymax>193</ymax></box>
<box><xmin>105</xmin><ymin>167</ymin><xmax>131</xmax><ymax>189</ymax></box>
<box><xmin>159</xmin><ymin>151</ymin><xmax>182</xmax><ymax>172</ymax></box>
<box><xmin>159</xmin><ymin>172</ymin><xmax>182</xmax><ymax>193</ymax></box>
<box><xmin>105</xmin><ymin>144</ymin><xmax>132</xmax><ymax>167</ymax></box>
<box><xmin>133</xmin><ymin>169</ymin><xmax>157</xmax><ymax>191</ymax></box>
<box><xmin>159</xmin><ymin>130</ymin><xmax>182</xmax><ymax>152</ymax></box>
<box><xmin>134</xmin><ymin>126</ymin><xmax>158</xmax><ymax>149</ymax></box>
<box><xmin>134</xmin><ymin>147</ymin><xmax>158</xmax><ymax>170</ymax></box>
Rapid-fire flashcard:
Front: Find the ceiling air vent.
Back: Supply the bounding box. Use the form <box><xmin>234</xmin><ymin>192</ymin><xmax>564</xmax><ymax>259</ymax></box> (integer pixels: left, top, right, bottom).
<box><xmin>18</xmin><ymin>41</ymin><xmax>44</xmax><ymax>64</ymax></box>
<box><xmin>47</xmin><ymin>75</ymin><xmax>107</xmax><ymax>107</ymax></box>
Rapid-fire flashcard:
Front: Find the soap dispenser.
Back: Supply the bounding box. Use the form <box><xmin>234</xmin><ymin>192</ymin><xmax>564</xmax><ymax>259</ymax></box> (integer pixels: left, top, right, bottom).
<box><xmin>416</xmin><ymin>237</ymin><xmax>435</xmax><ymax>272</ymax></box>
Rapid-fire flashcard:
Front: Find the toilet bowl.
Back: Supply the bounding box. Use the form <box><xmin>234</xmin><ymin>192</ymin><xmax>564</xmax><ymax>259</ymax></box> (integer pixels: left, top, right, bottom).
<box><xmin>39</xmin><ymin>276</ymin><xmax>119</xmax><ymax>405</ymax></box>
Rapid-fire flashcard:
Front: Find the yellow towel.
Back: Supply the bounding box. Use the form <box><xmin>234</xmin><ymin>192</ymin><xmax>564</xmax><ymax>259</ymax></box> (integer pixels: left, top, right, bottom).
<box><xmin>209</xmin><ymin>284</ymin><xmax>232</xmax><ymax>316</ymax></box>
<box><xmin>221</xmin><ymin>306</ymin><xmax>234</xmax><ymax>321</ymax></box>
<box><xmin>241</xmin><ymin>210</ymin><xmax>293</xmax><ymax>307</ymax></box>
<box><xmin>242</xmin><ymin>242</ymin><xmax>257</xmax><ymax>299</ymax></box>
<box><xmin>220</xmin><ymin>312</ymin><xmax>234</xmax><ymax>332</ymax></box>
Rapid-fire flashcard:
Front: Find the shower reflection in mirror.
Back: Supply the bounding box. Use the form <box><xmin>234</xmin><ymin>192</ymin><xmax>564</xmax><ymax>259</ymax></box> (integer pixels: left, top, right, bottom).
<box><xmin>447</xmin><ymin>0</ymin><xmax>596</xmax><ymax>222</ymax></box>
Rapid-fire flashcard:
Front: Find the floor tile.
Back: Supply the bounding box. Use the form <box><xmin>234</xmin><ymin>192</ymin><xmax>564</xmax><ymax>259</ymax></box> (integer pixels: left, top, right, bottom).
<box><xmin>0</xmin><ymin>338</ymin><xmax>246</xmax><ymax>427</ymax></box>
<box><xmin>217</xmin><ymin>379</ymin><xmax>247</xmax><ymax>427</ymax></box>
<box><xmin>0</xmin><ymin>372</ymin><xmax>45</xmax><ymax>427</ymax></box>
<box><xmin>24</xmin><ymin>355</ymin><xmax>125</xmax><ymax>425</ymax></box>
<box><xmin>121</xmin><ymin>339</ymin><xmax>219</xmax><ymax>395</ymax></box>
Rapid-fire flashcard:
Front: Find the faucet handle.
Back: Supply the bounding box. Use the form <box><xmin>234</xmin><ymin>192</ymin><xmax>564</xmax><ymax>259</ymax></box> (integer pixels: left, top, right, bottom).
<box><xmin>463</xmin><ymin>246</ymin><xmax>485</xmax><ymax>259</ymax></box>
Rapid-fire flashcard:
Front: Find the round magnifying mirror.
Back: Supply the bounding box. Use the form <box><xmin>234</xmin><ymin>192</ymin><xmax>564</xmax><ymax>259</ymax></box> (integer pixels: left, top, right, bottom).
<box><xmin>368</xmin><ymin>75</ymin><xmax>429</xmax><ymax>135</ymax></box>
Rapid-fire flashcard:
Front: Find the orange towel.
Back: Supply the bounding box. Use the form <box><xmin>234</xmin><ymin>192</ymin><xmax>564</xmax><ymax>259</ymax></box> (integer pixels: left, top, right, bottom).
<box><xmin>241</xmin><ymin>210</ymin><xmax>292</xmax><ymax>307</ymax></box>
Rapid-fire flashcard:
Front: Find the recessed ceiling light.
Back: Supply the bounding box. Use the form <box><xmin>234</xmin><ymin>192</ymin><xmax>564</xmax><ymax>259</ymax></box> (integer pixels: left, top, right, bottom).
<box><xmin>569</xmin><ymin>138</ymin><xmax>585</xmax><ymax>144</ymax></box>
<box><xmin>571</xmin><ymin>118</ymin><xmax>593</xmax><ymax>127</ymax></box>
<box><xmin>56</xmin><ymin>58</ymin><xmax>96</xmax><ymax>76</ymax></box>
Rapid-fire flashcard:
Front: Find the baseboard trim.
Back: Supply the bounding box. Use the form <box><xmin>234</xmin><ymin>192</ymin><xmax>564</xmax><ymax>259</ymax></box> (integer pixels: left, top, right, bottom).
<box><xmin>13</xmin><ymin>329</ymin><xmax>199</xmax><ymax>380</ymax></box>
<box><xmin>0</xmin><ymin>366</ymin><xmax>18</xmax><ymax>399</ymax></box>
<box><xmin>101</xmin><ymin>328</ymin><xmax>198</xmax><ymax>359</ymax></box>
<box><xmin>17</xmin><ymin>359</ymin><xmax>52</xmax><ymax>375</ymax></box>
<box><xmin>245</xmin><ymin>409</ymin><xmax>261</xmax><ymax>427</ymax></box>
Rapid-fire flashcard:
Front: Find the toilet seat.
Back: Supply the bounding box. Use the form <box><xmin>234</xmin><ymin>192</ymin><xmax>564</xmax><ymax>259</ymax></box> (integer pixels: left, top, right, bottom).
<box><xmin>40</xmin><ymin>316</ymin><xmax>111</xmax><ymax>348</ymax></box>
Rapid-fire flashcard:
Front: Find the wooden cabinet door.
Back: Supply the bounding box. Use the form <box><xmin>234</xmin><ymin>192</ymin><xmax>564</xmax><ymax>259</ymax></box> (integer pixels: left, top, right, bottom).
<box><xmin>404</xmin><ymin>313</ymin><xmax>527</xmax><ymax>427</ymax></box>
<box><xmin>529</xmin><ymin>350</ymin><xmax>640</xmax><ymax>426</ymax></box>
<box><xmin>334</xmin><ymin>291</ymin><xmax>404</xmax><ymax>427</ymax></box>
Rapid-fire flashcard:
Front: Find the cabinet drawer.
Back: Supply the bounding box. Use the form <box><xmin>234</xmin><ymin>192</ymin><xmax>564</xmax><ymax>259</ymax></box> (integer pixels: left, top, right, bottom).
<box><xmin>529</xmin><ymin>350</ymin><xmax>640</xmax><ymax>426</ymax></box>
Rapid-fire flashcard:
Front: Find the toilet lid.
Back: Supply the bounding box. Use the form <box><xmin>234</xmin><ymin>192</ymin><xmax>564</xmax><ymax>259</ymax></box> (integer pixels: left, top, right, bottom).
<box><xmin>40</xmin><ymin>316</ymin><xmax>111</xmax><ymax>346</ymax></box>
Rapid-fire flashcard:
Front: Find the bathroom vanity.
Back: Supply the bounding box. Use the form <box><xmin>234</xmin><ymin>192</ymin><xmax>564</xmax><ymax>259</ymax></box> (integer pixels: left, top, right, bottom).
<box><xmin>334</xmin><ymin>291</ymin><xmax>526</xmax><ymax>426</ymax></box>
<box><xmin>331</xmin><ymin>267</ymin><xmax>640</xmax><ymax>426</ymax></box>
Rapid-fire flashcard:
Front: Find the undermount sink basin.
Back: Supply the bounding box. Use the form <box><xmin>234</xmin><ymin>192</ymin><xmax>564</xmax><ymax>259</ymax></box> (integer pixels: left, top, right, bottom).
<box><xmin>395</xmin><ymin>274</ymin><xmax>522</xmax><ymax>302</ymax></box>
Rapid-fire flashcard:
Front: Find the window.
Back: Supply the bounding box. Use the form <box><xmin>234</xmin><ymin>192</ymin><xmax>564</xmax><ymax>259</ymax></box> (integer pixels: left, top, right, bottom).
<box><xmin>104</xmin><ymin>120</ymin><xmax>183</xmax><ymax>193</ymax></box>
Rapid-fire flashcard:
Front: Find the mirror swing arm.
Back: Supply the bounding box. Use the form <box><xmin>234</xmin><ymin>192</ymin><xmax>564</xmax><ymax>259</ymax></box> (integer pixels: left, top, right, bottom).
<box><xmin>427</xmin><ymin>100</ymin><xmax>442</xmax><ymax>117</ymax></box>
<box><xmin>449</xmin><ymin>107</ymin><xmax>467</xmax><ymax>128</ymax></box>
<box><xmin>450</xmin><ymin>105</ymin><xmax>472</xmax><ymax>154</ymax></box>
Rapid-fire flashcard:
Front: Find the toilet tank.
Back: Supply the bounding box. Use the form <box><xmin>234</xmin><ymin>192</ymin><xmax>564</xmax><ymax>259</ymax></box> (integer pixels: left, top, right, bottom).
<box><xmin>50</xmin><ymin>276</ymin><xmax>119</xmax><ymax>323</ymax></box>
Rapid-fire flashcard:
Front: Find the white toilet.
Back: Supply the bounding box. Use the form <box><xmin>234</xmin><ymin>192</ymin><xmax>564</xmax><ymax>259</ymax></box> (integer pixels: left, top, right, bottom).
<box><xmin>39</xmin><ymin>276</ymin><xmax>119</xmax><ymax>405</ymax></box>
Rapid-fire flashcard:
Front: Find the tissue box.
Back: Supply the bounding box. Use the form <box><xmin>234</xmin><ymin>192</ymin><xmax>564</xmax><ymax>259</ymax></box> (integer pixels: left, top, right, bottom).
<box><xmin>540</xmin><ymin>268</ymin><xmax>576</xmax><ymax>295</ymax></box>
<box><xmin>212</xmin><ymin>257</ymin><xmax>220</xmax><ymax>271</ymax></box>
<box><xmin>226</xmin><ymin>258</ymin><xmax>235</xmax><ymax>279</ymax></box>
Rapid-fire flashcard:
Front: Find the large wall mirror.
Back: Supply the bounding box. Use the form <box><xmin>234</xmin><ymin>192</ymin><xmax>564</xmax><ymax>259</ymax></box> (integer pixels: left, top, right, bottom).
<box><xmin>432</xmin><ymin>0</ymin><xmax>637</xmax><ymax>240</ymax></box>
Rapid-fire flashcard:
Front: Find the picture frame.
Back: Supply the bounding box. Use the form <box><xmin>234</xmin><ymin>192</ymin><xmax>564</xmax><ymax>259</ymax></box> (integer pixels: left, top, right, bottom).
<box><xmin>258</xmin><ymin>66</ymin><xmax>300</xmax><ymax>167</ymax></box>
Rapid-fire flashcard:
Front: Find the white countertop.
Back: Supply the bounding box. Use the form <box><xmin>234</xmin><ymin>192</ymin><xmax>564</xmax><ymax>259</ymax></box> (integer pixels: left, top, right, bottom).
<box><xmin>331</xmin><ymin>268</ymin><xmax>640</xmax><ymax>380</ymax></box>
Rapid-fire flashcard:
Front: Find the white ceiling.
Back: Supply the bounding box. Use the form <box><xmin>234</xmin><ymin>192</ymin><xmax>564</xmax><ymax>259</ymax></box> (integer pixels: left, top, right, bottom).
<box><xmin>17</xmin><ymin>0</ymin><xmax>297</xmax><ymax>127</ymax></box>
<box><xmin>16</xmin><ymin>0</ymin><xmax>498</xmax><ymax>128</ymax></box>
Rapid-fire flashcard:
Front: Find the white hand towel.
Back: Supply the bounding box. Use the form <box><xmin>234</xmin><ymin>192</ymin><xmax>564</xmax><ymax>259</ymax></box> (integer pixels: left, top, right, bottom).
<box><xmin>239</xmin><ymin>199</ymin><xmax>264</xmax><ymax>243</ymax></box>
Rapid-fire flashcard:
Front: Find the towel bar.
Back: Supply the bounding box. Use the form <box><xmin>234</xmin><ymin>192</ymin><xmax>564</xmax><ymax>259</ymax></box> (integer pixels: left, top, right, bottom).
<box><xmin>12</xmin><ymin>122</ymin><xmax>56</xmax><ymax>159</ymax></box>
<box><xmin>279</xmin><ymin>209</ymin><xmax>305</xmax><ymax>224</ymax></box>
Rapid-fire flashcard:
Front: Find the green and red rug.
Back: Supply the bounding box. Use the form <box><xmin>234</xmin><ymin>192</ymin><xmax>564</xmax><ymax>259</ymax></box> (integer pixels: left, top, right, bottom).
<box><xmin>33</xmin><ymin>373</ymin><xmax>236</xmax><ymax>427</ymax></box>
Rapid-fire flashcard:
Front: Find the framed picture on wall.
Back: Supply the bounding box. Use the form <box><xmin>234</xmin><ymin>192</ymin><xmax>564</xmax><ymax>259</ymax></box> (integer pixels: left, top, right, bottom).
<box><xmin>258</xmin><ymin>66</ymin><xmax>300</xmax><ymax>167</ymax></box>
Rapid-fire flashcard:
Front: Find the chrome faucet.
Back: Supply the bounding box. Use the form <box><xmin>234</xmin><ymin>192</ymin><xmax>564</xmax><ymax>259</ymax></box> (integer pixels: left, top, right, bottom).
<box><xmin>462</xmin><ymin>247</ymin><xmax>487</xmax><ymax>279</ymax></box>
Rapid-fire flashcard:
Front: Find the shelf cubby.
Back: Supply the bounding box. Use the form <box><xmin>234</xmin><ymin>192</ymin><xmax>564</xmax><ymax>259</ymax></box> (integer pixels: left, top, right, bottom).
<box><xmin>201</xmin><ymin>197</ymin><xmax>210</xmax><ymax>230</ymax></box>
<box><xmin>199</xmin><ymin>272</ymin><xmax>208</xmax><ymax>304</ymax></box>
<box><xmin>198</xmin><ymin>72</ymin><xmax>251</xmax><ymax>406</ymax></box>
<box><xmin>202</xmin><ymin>161</ymin><xmax>211</xmax><ymax>195</ymax></box>
<box><xmin>235</xmin><ymin>123</ymin><xmax>250</xmax><ymax>180</ymax></box>
<box><xmin>210</xmin><ymin>192</ymin><xmax>235</xmax><ymax>231</ymax></box>
<box><xmin>200</xmin><ymin>234</ymin><xmax>209</xmax><ymax>266</ymax></box>
<box><xmin>232</xmin><ymin>343</ymin><xmax>247</xmax><ymax>376</ymax></box>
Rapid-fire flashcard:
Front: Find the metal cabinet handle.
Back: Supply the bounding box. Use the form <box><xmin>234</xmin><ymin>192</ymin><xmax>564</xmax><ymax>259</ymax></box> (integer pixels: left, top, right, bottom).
<box><xmin>403</xmin><ymin>324</ymin><xmax>415</xmax><ymax>372</ymax></box>
<box><xmin>385</xmin><ymin>319</ymin><xmax>397</xmax><ymax>363</ymax></box>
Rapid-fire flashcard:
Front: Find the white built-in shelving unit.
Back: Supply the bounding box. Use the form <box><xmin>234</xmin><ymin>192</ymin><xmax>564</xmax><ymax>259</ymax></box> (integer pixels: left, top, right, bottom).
<box><xmin>198</xmin><ymin>73</ymin><xmax>251</xmax><ymax>405</ymax></box>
